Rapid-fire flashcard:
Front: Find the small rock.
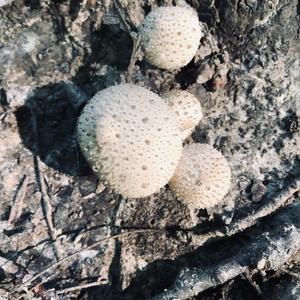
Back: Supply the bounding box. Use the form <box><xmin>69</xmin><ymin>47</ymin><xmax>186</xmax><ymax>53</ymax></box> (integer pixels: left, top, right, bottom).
<box><xmin>221</xmin><ymin>211</ymin><xmax>234</xmax><ymax>225</ymax></box>
<box><xmin>0</xmin><ymin>257</ymin><xmax>19</xmax><ymax>274</ymax></box>
<box><xmin>96</xmin><ymin>182</ymin><xmax>105</xmax><ymax>194</ymax></box>
<box><xmin>197</xmin><ymin>64</ymin><xmax>214</xmax><ymax>84</ymax></box>
<box><xmin>79</xmin><ymin>176</ymin><xmax>98</xmax><ymax>197</ymax></box>
<box><xmin>257</xmin><ymin>258</ymin><xmax>266</xmax><ymax>270</ymax></box>
<box><xmin>195</xmin><ymin>35</ymin><xmax>218</xmax><ymax>62</ymax></box>
<box><xmin>251</xmin><ymin>181</ymin><xmax>267</xmax><ymax>203</ymax></box>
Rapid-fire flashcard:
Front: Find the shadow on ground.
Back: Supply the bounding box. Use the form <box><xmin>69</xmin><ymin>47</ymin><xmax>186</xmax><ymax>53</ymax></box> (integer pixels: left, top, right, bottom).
<box><xmin>14</xmin><ymin>18</ymin><xmax>133</xmax><ymax>176</ymax></box>
<box><xmin>15</xmin><ymin>82</ymin><xmax>91</xmax><ymax>176</ymax></box>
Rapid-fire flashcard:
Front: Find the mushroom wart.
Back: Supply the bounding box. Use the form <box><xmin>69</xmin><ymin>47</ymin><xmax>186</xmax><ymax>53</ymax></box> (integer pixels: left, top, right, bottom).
<box><xmin>139</xmin><ymin>6</ymin><xmax>203</xmax><ymax>70</ymax></box>
<box><xmin>77</xmin><ymin>84</ymin><xmax>182</xmax><ymax>198</ymax></box>
<box><xmin>169</xmin><ymin>143</ymin><xmax>231</xmax><ymax>209</ymax></box>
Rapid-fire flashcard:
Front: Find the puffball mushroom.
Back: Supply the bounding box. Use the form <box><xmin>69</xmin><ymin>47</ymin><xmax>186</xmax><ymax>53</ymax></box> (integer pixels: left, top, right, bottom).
<box><xmin>139</xmin><ymin>6</ymin><xmax>203</xmax><ymax>70</ymax></box>
<box><xmin>77</xmin><ymin>84</ymin><xmax>182</xmax><ymax>198</ymax></box>
<box><xmin>169</xmin><ymin>144</ymin><xmax>231</xmax><ymax>209</ymax></box>
<box><xmin>162</xmin><ymin>90</ymin><xmax>203</xmax><ymax>140</ymax></box>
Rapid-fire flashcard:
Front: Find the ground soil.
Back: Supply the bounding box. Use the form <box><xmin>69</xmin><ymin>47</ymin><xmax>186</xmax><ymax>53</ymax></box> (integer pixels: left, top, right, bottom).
<box><xmin>0</xmin><ymin>0</ymin><xmax>299</xmax><ymax>299</ymax></box>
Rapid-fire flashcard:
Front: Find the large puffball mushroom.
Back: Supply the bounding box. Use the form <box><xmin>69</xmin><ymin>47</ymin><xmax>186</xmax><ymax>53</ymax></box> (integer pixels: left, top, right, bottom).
<box><xmin>162</xmin><ymin>90</ymin><xmax>203</xmax><ymax>140</ymax></box>
<box><xmin>169</xmin><ymin>143</ymin><xmax>231</xmax><ymax>209</ymax></box>
<box><xmin>139</xmin><ymin>6</ymin><xmax>203</xmax><ymax>70</ymax></box>
<box><xmin>77</xmin><ymin>84</ymin><xmax>182</xmax><ymax>198</ymax></box>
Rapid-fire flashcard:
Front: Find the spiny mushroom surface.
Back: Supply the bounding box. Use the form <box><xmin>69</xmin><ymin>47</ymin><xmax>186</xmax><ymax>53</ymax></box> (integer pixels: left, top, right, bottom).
<box><xmin>169</xmin><ymin>143</ymin><xmax>231</xmax><ymax>209</ymax></box>
<box><xmin>77</xmin><ymin>84</ymin><xmax>182</xmax><ymax>198</ymax></box>
<box><xmin>139</xmin><ymin>6</ymin><xmax>203</xmax><ymax>70</ymax></box>
<box><xmin>162</xmin><ymin>90</ymin><xmax>203</xmax><ymax>140</ymax></box>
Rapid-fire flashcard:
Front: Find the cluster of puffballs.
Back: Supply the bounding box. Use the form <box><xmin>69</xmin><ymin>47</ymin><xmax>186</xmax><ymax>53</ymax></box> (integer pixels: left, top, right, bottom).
<box><xmin>77</xmin><ymin>5</ymin><xmax>231</xmax><ymax>211</ymax></box>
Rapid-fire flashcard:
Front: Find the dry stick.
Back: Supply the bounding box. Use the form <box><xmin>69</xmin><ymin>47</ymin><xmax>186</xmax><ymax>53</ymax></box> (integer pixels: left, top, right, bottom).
<box><xmin>243</xmin><ymin>272</ymin><xmax>262</xmax><ymax>295</ymax></box>
<box><xmin>186</xmin><ymin>180</ymin><xmax>299</xmax><ymax>238</ymax></box>
<box><xmin>24</xmin><ymin>287</ymin><xmax>32</xmax><ymax>300</ymax></box>
<box><xmin>126</xmin><ymin>35</ymin><xmax>141</xmax><ymax>82</ymax></box>
<box><xmin>11</xmin><ymin>229</ymin><xmax>165</xmax><ymax>297</ymax></box>
<box><xmin>113</xmin><ymin>0</ymin><xmax>132</xmax><ymax>34</ymax></box>
<box><xmin>12</xmin><ymin>181</ymin><xmax>299</xmax><ymax>297</ymax></box>
<box><xmin>226</xmin><ymin>180</ymin><xmax>300</xmax><ymax>235</ymax></box>
<box><xmin>112</xmin><ymin>0</ymin><xmax>142</xmax><ymax>82</ymax></box>
<box><xmin>36</xmin><ymin>160</ymin><xmax>58</xmax><ymax>241</ymax></box>
<box><xmin>282</xmin><ymin>268</ymin><xmax>300</xmax><ymax>280</ymax></box>
<box><xmin>13</xmin><ymin>179</ymin><xmax>299</xmax><ymax>298</ymax></box>
<box><xmin>149</xmin><ymin>184</ymin><xmax>300</xmax><ymax>300</ymax></box>
<box><xmin>153</xmin><ymin>201</ymin><xmax>300</xmax><ymax>300</ymax></box>
<box><xmin>221</xmin><ymin>279</ymin><xmax>233</xmax><ymax>300</ymax></box>
<box><xmin>56</xmin><ymin>281</ymin><xmax>106</xmax><ymax>294</ymax></box>
<box><xmin>208</xmin><ymin>0</ymin><xmax>220</xmax><ymax>24</ymax></box>
<box><xmin>29</xmin><ymin>104</ymin><xmax>60</xmax><ymax>258</ymax></box>
<box><xmin>8</xmin><ymin>174</ymin><xmax>28</xmax><ymax>223</ymax></box>
<box><xmin>30</xmin><ymin>273</ymin><xmax>58</xmax><ymax>295</ymax></box>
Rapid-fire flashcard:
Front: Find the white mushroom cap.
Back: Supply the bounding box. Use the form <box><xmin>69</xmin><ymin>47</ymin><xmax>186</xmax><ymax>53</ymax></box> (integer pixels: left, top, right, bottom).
<box><xmin>77</xmin><ymin>84</ymin><xmax>182</xmax><ymax>198</ymax></box>
<box><xmin>139</xmin><ymin>6</ymin><xmax>203</xmax><ymax>70</ymax></box>
<box><xmin>169</xmin><ymin>143</ymin><xmax>231</xmax><ymax>209</ymax></box>
<box><xmin>162</xmin><ymin>90</ymin><xmax>203</xmax><ymax>140</ymax></box>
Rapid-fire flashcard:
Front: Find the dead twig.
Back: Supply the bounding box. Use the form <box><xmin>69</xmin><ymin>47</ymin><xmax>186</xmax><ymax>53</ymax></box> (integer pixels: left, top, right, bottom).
<box><xmin>186</xmin><ymin>180</ymin><xmax>299</xmax><ymax>247</ymax></box>
<box><xmin>113</xmin><ymin>0</ymin><xmax>133</xmax><ymax>35</ymax></box>
<box><xmin>31</xmin><ymin>272</ymin><xmax>58</xmax><ymax>294</ymax></box>
<box><xmin>8</xmin><ymin>174</ymin><xmax>28</xmax><ymax>223</ymax></box>
<box><xmin>243</xmin><ymin>272</ymin><xmax>262</xmax><ymax>295</ymax></box>
<box><xmin>281</xmin><ymin>268</ymin><xmax>300</xmax><ymax>280</ymax></box>
<box><xmin>112</xmin><ymin>0</ymin><xmax>142</xmax><ymax>82</ymax></box>
<box><xmin>29</xmin><ymin>103</ymin><xmax>60</xmax><ymax>259</ymax></box>
<box><xmin>56</xmin><ymin>281</ymin><xmax>105</xmax><ymax>294</ymax></box>
<box><xmin>153</xmin><ymin>201</ymin><xmax>300</xmax><ymax>300</ymax></box>
<box><xmin>35</xmin><ymin>158</ymin><xmax>58</xmax><ymax>241</ymax></box>
<box><xmin>226</xmin><ymin>180</ymin><xmax>300</xmax><ymax>235</ymax></box>
<box><xmin>11</xmin><ymin>182</ymin><xmax>299</xmax><ymax>296</ymax></box>
<box><xmin>221</xmin><ymin>279</ymin><xmax>233</xmax><ymax>300</ymax></box>
<box><xmin>11</xmin><ymin>228</ymin><xmax>165</xmax><ymax>298</ymax></box>
<box><xmin>126</xmin><ymin>35</ymin><xmax>142</xmax><ymax>82</ymax></box>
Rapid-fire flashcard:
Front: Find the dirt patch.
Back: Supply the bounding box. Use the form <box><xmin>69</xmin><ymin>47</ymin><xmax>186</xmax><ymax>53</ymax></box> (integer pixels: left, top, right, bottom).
<box><xmin>0</xmin><ymin>0</ymin><xmax>299</xmax><ymax>299</ymax></box>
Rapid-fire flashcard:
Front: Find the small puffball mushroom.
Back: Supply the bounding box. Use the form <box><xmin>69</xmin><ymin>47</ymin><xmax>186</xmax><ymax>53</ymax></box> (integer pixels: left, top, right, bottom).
<box><xmin>162</xmin><ymin>90</ymin><xmax>203</xmax><ymax>140</ymax></box>
<box><xmin>169</xmin><ymin>144</ymin><xmax>231</xmax><ymax>209</ymax></box>
<box><xmin>139</xmin><ymin>6</ymin><xmax>203</xmax><ymax>70</ymax></box>
<box><xmin>77</xmin><ymin>84</ymin><xmax>182</xmax><ymax>198</ymax></box>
